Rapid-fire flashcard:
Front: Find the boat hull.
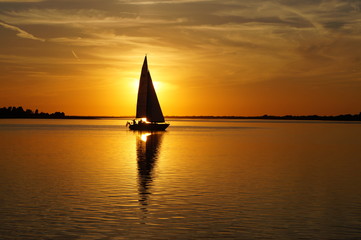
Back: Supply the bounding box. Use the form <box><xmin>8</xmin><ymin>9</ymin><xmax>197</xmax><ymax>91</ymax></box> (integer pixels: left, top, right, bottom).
<box><xmin>129</xmin><ymin>122</ymin><xmax>169</xmax><ymax>131</ymax></box>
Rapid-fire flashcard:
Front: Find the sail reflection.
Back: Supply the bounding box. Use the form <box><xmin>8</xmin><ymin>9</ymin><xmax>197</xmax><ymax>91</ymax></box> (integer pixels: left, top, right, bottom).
<box><xmin>136</xmin><ymin>131</ymin><xmax>164</xmax><ymax>215</ymax></box>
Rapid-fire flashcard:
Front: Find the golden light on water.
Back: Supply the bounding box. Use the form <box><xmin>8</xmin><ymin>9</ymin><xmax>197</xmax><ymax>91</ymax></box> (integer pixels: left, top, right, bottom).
<box><xmin>140</xmin><ymin>133</ymin><xmax>151</xmax><ymax>142</ymax></box>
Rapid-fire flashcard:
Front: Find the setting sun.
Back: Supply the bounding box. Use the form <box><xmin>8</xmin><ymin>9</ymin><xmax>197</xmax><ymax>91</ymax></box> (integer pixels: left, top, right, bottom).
<box><xmin>131</xmin><ymin>79</ymin><xmax>161</xmax><ymax>93</ymax></box>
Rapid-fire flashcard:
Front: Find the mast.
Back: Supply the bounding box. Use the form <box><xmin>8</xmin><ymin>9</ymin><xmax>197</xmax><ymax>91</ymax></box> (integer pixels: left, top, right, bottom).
<box><xmin>136</xmin><ymin>56</ymin><xmax>149</xmax><ymax>119</ymax></box>
<box><xmin>135</xmin><ymin>56</ymin><xmax>165</xmax><ymax>122</ymax></box>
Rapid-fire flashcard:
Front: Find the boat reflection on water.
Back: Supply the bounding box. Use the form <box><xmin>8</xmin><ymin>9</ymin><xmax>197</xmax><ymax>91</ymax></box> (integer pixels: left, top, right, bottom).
<box><xmin>135</xmin><ymin>131</ymin><xmax>164</xmax><ymax>218</ymax></box>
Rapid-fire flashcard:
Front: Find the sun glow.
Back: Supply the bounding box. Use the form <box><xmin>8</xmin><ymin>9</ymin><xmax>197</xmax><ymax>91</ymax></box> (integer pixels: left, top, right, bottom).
<box><xmin>132</xmin><ymin>79</ymin><xmax>139</xmax><ymax>92</ymax></box>
<box><xmin>153</xmin><ymin>81</ymin><xmax>161</xmax><ymax>91</ymax></box>
<box><xmin>132</xmin><ymin>79</ymin><xmax>161</xmax><ymax>91</ymax></box>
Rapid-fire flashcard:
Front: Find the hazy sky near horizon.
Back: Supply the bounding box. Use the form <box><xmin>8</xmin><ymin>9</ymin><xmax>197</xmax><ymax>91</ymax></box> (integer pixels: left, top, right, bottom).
<box><xmin>0</xmin><ymin>0</ymin><xmax>360</xmax><ymax>116</ymax></box>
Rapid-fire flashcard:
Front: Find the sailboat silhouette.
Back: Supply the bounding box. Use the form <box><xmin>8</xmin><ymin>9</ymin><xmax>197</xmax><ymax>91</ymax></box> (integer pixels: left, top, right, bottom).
<box><xmin>127</xmin><ymin>56</ymin><xmax>169</xmax><ymax>131</ymax></box>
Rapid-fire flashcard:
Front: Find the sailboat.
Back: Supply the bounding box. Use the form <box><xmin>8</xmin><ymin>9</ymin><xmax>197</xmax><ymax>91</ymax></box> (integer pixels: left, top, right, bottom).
<box><xmin>127</xmin><ymin>56</ymin><xmax>170</xmax><ymax>131</ymax></box>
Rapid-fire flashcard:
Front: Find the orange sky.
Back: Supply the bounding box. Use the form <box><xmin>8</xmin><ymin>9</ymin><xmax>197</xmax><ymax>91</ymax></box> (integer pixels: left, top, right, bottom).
<box><xmin>0</xmin><ymin>0</ymin><xmax>360</xmax><ymax>116</ymax></box>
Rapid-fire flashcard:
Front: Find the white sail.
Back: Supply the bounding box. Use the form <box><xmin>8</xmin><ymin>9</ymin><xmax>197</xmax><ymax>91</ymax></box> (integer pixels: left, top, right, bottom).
<box><xmin>136</xmin><ymin>56</ymin><xmax>165</xmax><ymax>122</ymax></box>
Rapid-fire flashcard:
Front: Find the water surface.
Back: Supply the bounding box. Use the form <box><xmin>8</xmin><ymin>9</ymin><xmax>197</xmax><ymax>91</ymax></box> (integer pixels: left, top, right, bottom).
<box><xmin>0</xmin><ymin>118</ymin><xmax>360</xmax><ymax>239</ymax></box>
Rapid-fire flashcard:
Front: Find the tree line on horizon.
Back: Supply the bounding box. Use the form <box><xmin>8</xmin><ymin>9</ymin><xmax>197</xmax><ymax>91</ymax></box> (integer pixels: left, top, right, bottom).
<box><xmin>166</xmin><ymin>113</ymin><xmax>361</xmax><ymax>121</ymax></box>
<box><xmin>1</xmin><ymin>106</ymin><xmax>360</xmax><ymax>121</ymax></box>
<box><xmin>0</xmin><ymin>106</ymin><xmax>65</xmax><ymax>119</ymax></box>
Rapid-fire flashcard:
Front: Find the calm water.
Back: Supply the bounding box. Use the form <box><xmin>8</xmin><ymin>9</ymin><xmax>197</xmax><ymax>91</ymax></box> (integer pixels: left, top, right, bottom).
<box><xmin>0</xmin><ymin>118</ymin><xmax>360</xmax><ymax>239</ymax></box>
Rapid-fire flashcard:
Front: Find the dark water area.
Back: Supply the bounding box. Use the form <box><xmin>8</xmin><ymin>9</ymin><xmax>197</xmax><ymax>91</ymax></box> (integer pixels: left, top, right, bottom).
<box><xmin>0</xmin><ymin>118</ymin><xmax>360</xmax><ymax>239</ymax></box>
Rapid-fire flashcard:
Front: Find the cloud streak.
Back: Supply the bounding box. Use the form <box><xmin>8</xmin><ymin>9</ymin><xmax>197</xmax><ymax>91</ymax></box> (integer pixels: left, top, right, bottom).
<box><xmin>0</xmin><ymin>21</ymin><xmax>44</xmax><ymax>41</ymax></box>
<box><xmin>71</xmin><ymin>50</ymin><xmax>80</xmax><ymax>60</ymax></box>
<box><xmin>0</xmin><ymin>0</ymin><xmax>43</xmax><ymax>2</ymax></box>
<box><xmin>119</xmin><ymin>0</ymin><xmax>211</xmax><ymax>4</ymax></box>
<box><xmin>0</xmin><ymin>8</ymin><xmax>185</xmax><ymax>26</ymax></box>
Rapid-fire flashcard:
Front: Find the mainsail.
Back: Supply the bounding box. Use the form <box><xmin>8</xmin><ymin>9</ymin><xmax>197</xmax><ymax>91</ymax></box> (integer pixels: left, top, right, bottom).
<box><xmin>136</xmin><ymin>56</ymin><xmax>165</xmax><ymax>122</ymax></box>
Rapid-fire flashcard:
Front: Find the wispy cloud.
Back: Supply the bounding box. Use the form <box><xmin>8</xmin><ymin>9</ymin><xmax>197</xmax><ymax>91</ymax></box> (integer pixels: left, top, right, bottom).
<box><xmin>118</xmin><ymin>0</ymin><xmax>210</xmax><ymax>4</ymax></box>
<box><xmin>0</xmin><ymin>21</ymin><xmax>45</xmax><ymax>41</ymax></box>
<box><xmin>50</xmin><ymin>33</ymin><xmax>161</xmax><ymax>48</ymax></box>
<box><xmin>0</xmin><ymin>0</ymin><xmax>43</xmax><ymax>2</ymax></box>
<box><xmin>71</xmin><ymin>50</ymin><xmax>80</xmax><ymax>61</ymax></box>
<box><xmin>0</xmin><ymin>8</ymin><xmax>185</xmax><ymax>26</ymax></box>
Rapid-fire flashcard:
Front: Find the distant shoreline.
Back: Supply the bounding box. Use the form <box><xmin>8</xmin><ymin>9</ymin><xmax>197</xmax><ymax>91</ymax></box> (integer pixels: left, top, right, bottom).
<box><xmin>3</xmin><ymin>115</ymin><xmax>360</xmax><ymax>121</ymax></box>
<box><xmin>1</xmin><ymin>107</ymin><xmax>360</xmax><ymax>121</ymax></box>
<box><xmin>164</xmin><ymin>114</ymin><xmax>361</xmax><ymax>121</ymax></box>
